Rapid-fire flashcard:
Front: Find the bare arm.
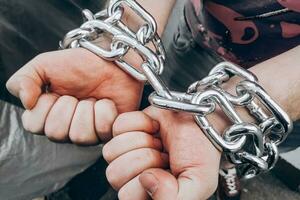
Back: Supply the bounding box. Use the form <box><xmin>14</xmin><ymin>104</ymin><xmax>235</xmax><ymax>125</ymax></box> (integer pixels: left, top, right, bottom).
<box><xmin>250</xmin><ymin>45</ymin><xmax>300</xmax><ymax>121</ymax></box>
<box><xmin>128</xmin><ymin>0</ymin><xmax>300</xmax><ymax>125</ymax></box>
<box><xmin>211</xmin><ymin>45</ymin><xmax>300</xmax><ymax>132</ymax></box>
<box><xmin>125</xmin><ymin>0</ymin><xmax>177</xmax><ymax>36</ymax></box>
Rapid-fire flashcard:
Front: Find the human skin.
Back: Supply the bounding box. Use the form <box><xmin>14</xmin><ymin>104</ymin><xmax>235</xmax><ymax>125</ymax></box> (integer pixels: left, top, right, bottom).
<box><xmin>103</xmin><ymin>108</ymin><xmax>220</xmax><ymax>200</ymax></box>
<box><xmin>103</xmin><ymin>45</ymin><xmax>300</xmax><ymax>200</ymax></box>
<box><xmin>5</xmin><ymin>0</ymin><xmax>176</xmax><ymax>144</ymax></box>
<box><xmin>5</xmin><ymin>0</ymin><xmax>300</xmax><ymax>197</ymax></box>
<box><xmin>210</xmin><ymin>45</ymin><xmax>300</xmax><ymax>131</ymax></box>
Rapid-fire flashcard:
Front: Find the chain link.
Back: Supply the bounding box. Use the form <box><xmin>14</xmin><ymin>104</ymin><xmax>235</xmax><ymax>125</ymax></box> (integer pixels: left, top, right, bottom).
<box><xmin>188</xmin><ymin>62</ymin><xmax>293</xmax><ymax>179</ymax></box>
<box><xmin>60</xmin><ymin>0</ymin><xmax>293</xmax><ymax>179</ymax></box>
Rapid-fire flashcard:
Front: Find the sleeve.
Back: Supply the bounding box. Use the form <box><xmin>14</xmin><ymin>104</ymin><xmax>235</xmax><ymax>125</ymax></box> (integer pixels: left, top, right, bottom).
<box><xmin>0</xmin><ymin>100</ymin><xmax>102</xmax><ymax>199</ymax></box>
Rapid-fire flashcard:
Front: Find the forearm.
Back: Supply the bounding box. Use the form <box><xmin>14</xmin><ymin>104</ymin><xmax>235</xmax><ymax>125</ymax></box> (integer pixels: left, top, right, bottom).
<box><xmin>212</xmin><ymin>45</ymin><xmax>300</xmax><ymax>132</ymax></box>
<box><xmin>249</xmin><ymin>45</ymin><xmax>300</xmax><ymax>121</ymax></box>
<box><xmin>125</xmin><ymin>0</ymin><xmax>177</xmax><ymax>36</ymax></box>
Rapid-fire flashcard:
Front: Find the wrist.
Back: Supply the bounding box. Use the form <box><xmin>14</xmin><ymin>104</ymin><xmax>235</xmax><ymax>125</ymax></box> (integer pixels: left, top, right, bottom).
<box><xmin>207</xmin><ymin>77</ymin><xmax>256</xmax><ymax>137</ymax></box>
<box><xmin>248</xmin><ymin>46</ymin><xmax>300</xmax><ymax>121</ymax></box>
<box><xmin>194</xmin><ymin>61</ymin><xmax>293</xmax><ymax>178</ymax></box>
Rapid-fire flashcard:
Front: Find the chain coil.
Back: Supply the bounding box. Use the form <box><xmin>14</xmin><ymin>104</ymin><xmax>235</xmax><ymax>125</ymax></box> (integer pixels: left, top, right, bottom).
<box><xmin>61</xmin><ymin>0</ymin><xmax>293</xmax><ymax>179</ymax></box>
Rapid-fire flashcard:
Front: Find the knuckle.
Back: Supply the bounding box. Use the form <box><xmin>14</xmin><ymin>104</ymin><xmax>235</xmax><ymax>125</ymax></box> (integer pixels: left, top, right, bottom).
<box><xmin>97</xmin><ymin>120</ymin><xmax>113</xmax><ymax>135</ymax></box>
<box><xmin>136</xmin><ymin>133</ymin><xmax>151</xmax><ymax>147</ymax></box>
<box><xmin>101</xmin><ymin>99</ymin><xmax>117</xmax><ymax>110</ymax></box>
<box><xmin>60</xmin><ymin>95</ymin><xmax>77</xmax><ymax>103</ymax></box>
<box><xmin>143</xmin><ymin>148</ymin><xmax>158</xmax><ymax>163</ymax></box>
<box><xmin>45</xmin><ymin>127</ymin><xmax>67</xmax><ymax>142</ymax></box>
<box><xmin>140</xmin><ymin>112</ymin><xmax>151</xmax><ymax>122</ymax></box>
<box><xmin>22</xmin><ymin>112</ymin><xmax>41</xmax><ymax>134</ymax></box>
<box><xmin>118</xmin><ymin>187</ymin><xmax>131</xmax><ymax>200</ymax></box>
<box><xmin>118</xmin><ymin>189</ymin><xmax>126</xmax><ymax>200</ymax></box>
<box><xmin>32</xmin><ymin>53</ymin><xmax>48</xmax><ymax>65</ymax></box>
<box><xmin>102</xmin><ymin>144</ymin><xmax>112</xmax><ymax>163</ymax></box>
<box><xmin>105</xmin><ymin>164</ymin><xmax>120</xmax><ymax>189</ymax></box>
<box><xmin>29</xmin><ymin>53</ymin><xmax>51</xmax><ymax>73</ymax></box>
<box><xmin>114</xmin><ymin>112</ymin><xmax>128</xmax><ymax>123</ymax></box>
<box><xmin>112</xmin><ymin>113</ymin><xmax>128</xmax><ymax>135</ymax></box>
<box><xmin>5</xmin><ymin>76</ymin><xmax>14</xmax><ymax>91</ymax></box>
<box><xmin>21</xmin><ymin>112</ymin><xmax>31</xmax><ymax>131</ymax></box>
<box><xmin>112</xmin><ymin>111</ymin><xmax>152</xmax><ymax>136</ymax></box>
<box><xmin>95</xmin><ymin>100</ymin><xmax>117</xmax><ymax>139</ymax></box>
<box><xmin>138</xmin><ymin>112</ymin><xmax>155</xmax><ymax>132</ymax></box>
<box><xmin>69</xmin><ymin>131</ymin><xmax>93</xmax><ymax>145</ymax></box>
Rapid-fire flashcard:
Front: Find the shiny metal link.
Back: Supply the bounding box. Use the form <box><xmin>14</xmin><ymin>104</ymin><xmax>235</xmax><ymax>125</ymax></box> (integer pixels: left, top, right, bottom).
<box><xmin>80</xmin><ymin>20</ymin><xmax>129</xmax><ymax>60</ymax></box>
<box><xmin>224</xmin><ymin>123</ymin><xmax>264</xmax><ymax>157</ymax></box>
<box><xmin>187</xmin><ymin>62</ymin><xmax>293</xmax><ymax>179</ymax></box>
<box><xmin>188</xmin><ymin>71</ymin><xmax>229</xmax><ymax>93</ymax></box>
<box><xmin>149</xmin><ymin>92</ymin><xmax>215</xmax><ymax>115</ymax></box>
<box><xmin>60</xmin><ymin>28</ymin><xmax>98</xmax><ymax>49</ymax></box>
<box><xmin>236</xmin><ymin>80</ymin><xmax>293</xmax><ymax>144</ymax></box>
<box><xmin>192</xmin><ymin>89</ymin><xmax>247</xmax><ymax>153</ymax></box>
<box><xmin>209</xmin><ymin>61</ymin><xmax>258</xmax><ymax>82</ymax></box>
<box><xmin>83</xmin><ymin>7</ymin><xmax>124</xmax><ymax>25</ymax></box>
<box><xmin>113</xmin><ymin>34</ymin><xmax>162</xmax><ymax>76</ymax></box>
<box><xmin>61</xmin><ymin>0</ymin><xmax>164</xmax><ymax>81</ymax></box>
<box><xmin>60</xmin><ymin>0</ymin><xmax>293</xmax><ymax>179</ymax></box>
<box><xmin>108</xmin><ymin>0</ymin><xmax>157</xmax><ymax>44</ymax></box>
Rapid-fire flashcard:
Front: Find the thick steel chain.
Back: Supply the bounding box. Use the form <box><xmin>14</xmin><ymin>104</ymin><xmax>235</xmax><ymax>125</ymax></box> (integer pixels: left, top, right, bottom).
<box><xmin>185</xmin><ymin>62</ymin><xmax>293</xmax><ymax>179</ymax></box>
<box><xmin>60</xmin><ymin>0</ymin><xmax>293</xmax><ymax>179</ymax></box>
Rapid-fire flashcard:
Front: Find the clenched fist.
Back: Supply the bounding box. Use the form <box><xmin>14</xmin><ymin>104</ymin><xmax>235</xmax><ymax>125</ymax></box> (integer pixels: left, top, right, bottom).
<box><xmin>6</xmin><ymin>48</ymin><xmax>143</xmax><ymax>145</ymax></box>
<box><xmin>103</xmin><ymin>107</ymin><xmax>221</xmax><ymax>200</ymax></box>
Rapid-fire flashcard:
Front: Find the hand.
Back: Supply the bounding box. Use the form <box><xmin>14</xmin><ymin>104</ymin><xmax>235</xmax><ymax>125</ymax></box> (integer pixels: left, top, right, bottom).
<box><xmin>103</xmin><ymin>111</ymin><xmax>169</xmax><ymax>199</ymax></box>
<box><xmin>6</xmin><ymin>48</ymin><xmax>143</xmax><ymax>144</ymax></box>
<box><xmin>104</xmin><ymin>107</ymin><xmax>221</xmax><ymax>200</ymax></box>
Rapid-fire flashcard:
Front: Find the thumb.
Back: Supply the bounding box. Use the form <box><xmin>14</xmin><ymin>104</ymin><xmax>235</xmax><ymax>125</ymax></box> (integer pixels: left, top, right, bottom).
<box><xmin>139</xmin><ymin>168</ymin><xmax>178</xmax><ymax>200</ymax></box>
<box><xmin>6</xmin><ymin>57</ymin><xmax>44</xmax><ymax>109</ymax></box>
<box><xmin>140</xmin><ymin>168</ymin><xmax>218</xmax><ymax>200</ymax></box>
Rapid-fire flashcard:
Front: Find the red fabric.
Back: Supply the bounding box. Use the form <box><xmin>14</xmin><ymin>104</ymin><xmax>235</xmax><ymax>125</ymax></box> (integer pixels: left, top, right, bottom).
<box><xmin>185</xmin><ymin>0</ymin><xmax>300</xmax><ymax>67</ymax></box>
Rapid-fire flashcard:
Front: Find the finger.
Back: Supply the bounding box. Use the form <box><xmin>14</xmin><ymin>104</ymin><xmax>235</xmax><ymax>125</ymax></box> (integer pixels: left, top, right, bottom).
<box><xmin>176</xmin><ymin>167</ymin><xmax>218</xmax><ymax>200</ymax></box>
<box><xmin>118</xmin><ymin>176</ymin><xmax>149</xmax><ymax>200</ymax></box>
<box><xmin>143</xmin><ymin>106</ymin><xmax>167</xmax><ymax>121</ymax></box>
<box><xmin>139</xmin><ymin>169</ymin><xmax>177</xmax><ymax>200</ymax></box>
<box><xmin>69</xmin><ymin>98</ymin><xmax>99</xmax><ymax>145</ymax></box>
<box><xmin>44</xmin><ymin>95</ymin><xmax>78</xmax><ymax>142</ymax></box>
<box><xmin>22</xmin><ymin>93</ymin><xmax>58</xmax><ymax>134</ymax></box>
<box><xmin>94</xmin><ymin>99</ymin><xmax>118</xmax><ymax>142</ymax></box>
<box><xmin>6</xmin><ymin>54</ymin><xmax>48</xmax><ymax>109</ymax></box>
<box><xmin>103</xmin><ymin>131</ymin><xmax>162</xmax><ymax>163</ymax></box>
<box><xmin>140</xmin><ymin>168</ymin><xmax>216</xmax><ymax>200</ymax></box>
<box><xmin>106</xmin><ymin>148</ymin><xmax>168</xmax><ymax>190</ymax></box>
<box><xmin>113</xmin><ymin>111</ymin><xmax>159</xmax><ymax>137</ymax></box>
<box><xmin>144</xmin><ymin>106</ymin><xmax>219</xmax><ymax>199</ymax></box>
<box><xmin>144</xmin><ymin>106</ymin><xmax>194</xmax><ymax>153</ymax></box>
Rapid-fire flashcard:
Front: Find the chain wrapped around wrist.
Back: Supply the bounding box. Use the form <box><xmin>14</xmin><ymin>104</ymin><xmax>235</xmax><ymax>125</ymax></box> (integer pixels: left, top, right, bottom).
<box><xmin>60</xmin><ymin>0</ymin><xmax>293</xmax><ymax>179</ymax></box>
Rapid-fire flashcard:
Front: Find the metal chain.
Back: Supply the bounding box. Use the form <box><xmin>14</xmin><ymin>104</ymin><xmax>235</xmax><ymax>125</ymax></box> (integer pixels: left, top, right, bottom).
<box><xmin>185</xmin><ymin>62</ymin><xmax>293</xmax><ymax>179</ymax></box>
<box><xmin>60</xmin><ymin>0</ymin><xmax>293</xmax><ymax>179</ymax></box>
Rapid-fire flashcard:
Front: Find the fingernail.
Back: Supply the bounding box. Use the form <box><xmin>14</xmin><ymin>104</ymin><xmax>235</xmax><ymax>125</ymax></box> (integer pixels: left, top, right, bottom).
<box><xmin>139</xmin><ymin>172</ymin><xmax>159</xmax><ymax>197</ymax></box>
<box><xmin>152</xmin><ymin>120</ymin><xmax>159</xmax><ymax>131</ymax></box>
